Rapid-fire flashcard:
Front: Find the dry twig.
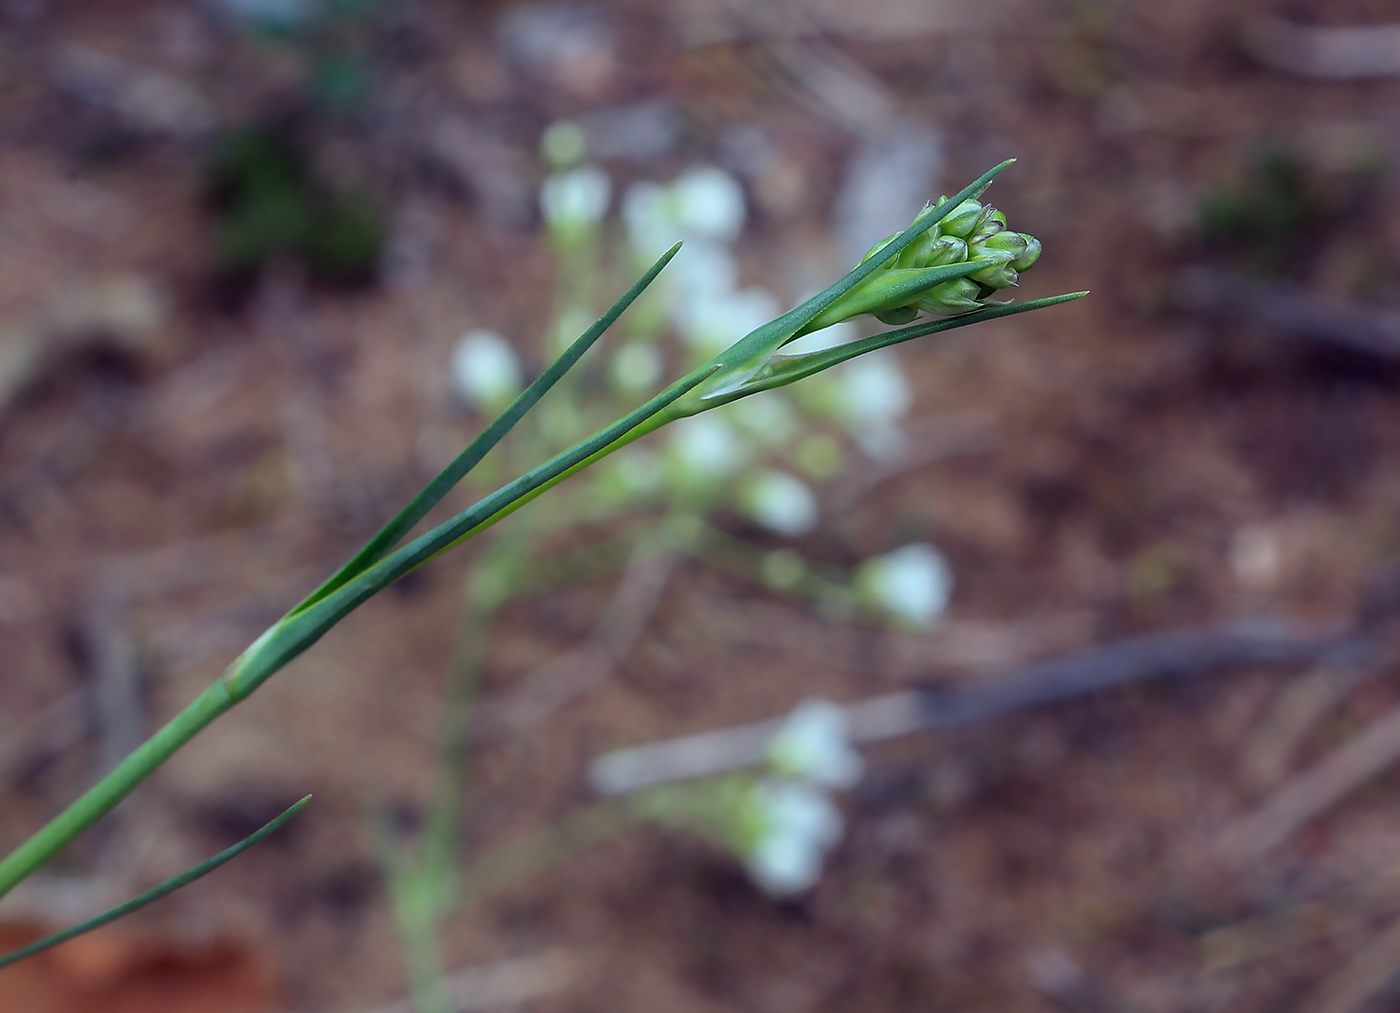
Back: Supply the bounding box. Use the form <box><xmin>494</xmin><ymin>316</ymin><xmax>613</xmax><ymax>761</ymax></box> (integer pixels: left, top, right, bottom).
<box><xmin>1217</xmin><ymin>699</ymin><xmax>1400</xmax><ymax>862</ymax></box>
<box><xmin>592</xmin><ymin>621</ymin><xmax>1353</xmax><ymax>794</ymax></box>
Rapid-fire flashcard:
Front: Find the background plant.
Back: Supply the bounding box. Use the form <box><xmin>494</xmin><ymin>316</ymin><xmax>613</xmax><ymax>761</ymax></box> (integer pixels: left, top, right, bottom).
<box><xmin>0</xmin><ymin>155</ymin><xmax>1081</xmax><ymax>981</ymax></box>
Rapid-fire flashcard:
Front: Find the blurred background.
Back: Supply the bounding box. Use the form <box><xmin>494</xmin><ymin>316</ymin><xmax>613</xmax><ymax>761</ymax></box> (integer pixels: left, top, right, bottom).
<box><xmin>6</xmin><ymin>0</ymin><xmax>1400</xmax><ymax>1010</ymax></box>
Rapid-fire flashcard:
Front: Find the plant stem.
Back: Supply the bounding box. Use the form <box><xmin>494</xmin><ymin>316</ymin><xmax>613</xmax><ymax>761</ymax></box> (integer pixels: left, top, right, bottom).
<box><xmin>0</xmin><ymin>680</ymin><xmax>235</xmax><ymax>899</ymax></box>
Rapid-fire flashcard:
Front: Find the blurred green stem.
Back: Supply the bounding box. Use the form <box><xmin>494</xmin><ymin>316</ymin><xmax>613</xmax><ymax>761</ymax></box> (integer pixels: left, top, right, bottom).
<box><xmin>385</xmin><ymin>527</ymin><xmax>526</xmax><ymax>1013</ymax></box>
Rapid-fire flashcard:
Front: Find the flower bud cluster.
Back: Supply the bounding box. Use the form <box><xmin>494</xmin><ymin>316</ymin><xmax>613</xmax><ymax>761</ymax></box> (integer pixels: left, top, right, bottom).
<box><xmin>854</xmin><ymin>196</ymin><xmax>1043</xmax><ymax>322</ymax></box>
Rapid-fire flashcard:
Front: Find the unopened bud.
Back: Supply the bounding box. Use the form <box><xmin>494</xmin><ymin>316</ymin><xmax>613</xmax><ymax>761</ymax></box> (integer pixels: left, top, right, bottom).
<box><xmin>936</xmin><ymin>198</ymin><xmax>987</xmax><ymax>238</ymax></box>
<box><xmin>898</xmin><ymin>233</ymin><xmax>966</xmax><ymax>270</ymax></box>
<box><xmin>860</xmin><ymin>233</ymin><xmax>899</xmax><ymax>265</ymax></box>
<box><xmin>800</xmin><ymin>195</ymin><xmax>1044</xmax><ymax>331</ymax></box>
<box><xmin>978</xmin><ymin>207</ymin><xmax>1007</xmax><ymax>233</ymax></box>
<box><xmin>917</xmin><ymin>277</ymin><xmax>982</xmax><ymax>314</ymax></box>
<box><xmin>966</xmin><ymin>262</ymin><xmax>1019</xmax><ymax>289</ymax></box>
<box><xmin>1012</xmin><ymin>234</ymin><xmax>1042</xmax><ymax>271</ymax></box>
<box><xmin>971</xmin><ymin>230</ymin><xmax>1029</xmax><ymax>261</ymax></box>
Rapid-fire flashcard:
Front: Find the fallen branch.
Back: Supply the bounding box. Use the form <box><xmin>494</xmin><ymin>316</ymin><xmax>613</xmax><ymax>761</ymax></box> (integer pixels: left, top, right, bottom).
<box><xmin>591</xmin><ymin>620</ymin><xmax>1360</xmax><ymax>794</ymax></box>
<box><xmin>1244</xmin><ymin>16</ymin><xmax>1400</xmax><ymax>80</ymax></box>
<box><xmin>1175</xmin><ymin>267</ymin><xmax>1400</xmax><ymax>363</ymax></box>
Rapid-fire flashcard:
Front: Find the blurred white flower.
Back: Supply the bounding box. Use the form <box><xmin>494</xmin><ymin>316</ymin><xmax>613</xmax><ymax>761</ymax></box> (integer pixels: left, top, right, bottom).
<box><xmin>611</xmin><ymin>343</ymin><xmax>663</xmax><ymax>393</ymax></box>
<box><xmin>730</xmin><ymin>390</ymin><xmax>797</xmax><ymax>447</ymax></box>
<box><xmin>681</xmin><ymin>285</ymin><xmax>778</xmax><ymax>356</ymax></box>
<box><xmin>541</xmin><ymin>120</ymin><xmax>587</xmax><ymax>169</ymax></box>
<box><xmin>622</xmin><ymin>180</ymin><xmax>677</xmax><ymax>257</ymax></box>
<box><xmin>856</xmin><ymin>543</ymin><xmax>954</xmax><ymax>629</ymax></box>
<box><xmin>623</xmin><ymin>167</ymin><xmax>746</xmax><ymax>258</ymax></box>
<box><xmin>540</xmin><ymin>165</ymin><xmax>611</xmax><ymax>234</ymax></box>
<box><xmin>839</xmin><ymin>351</ymin><xmax>911</xmax><ymax>427</ymax></box>
<box><xmin>596</xmin><ymin>446</ymin><xmax>663</xmax><ymax>505</ymax></box>
<box><xmin>743</xmin><ymin>470</ymin><xmax>819</xmax><ymax>537</ymax></box>
<box><xmin>768</xmin><ymin>698</ymin><xmax>864</xmax><ymax>789</ymax></box>
<box><xmin>667</xmin><ymin>242</ymin><xmax>741</xmax><ymax>329</ymax></box>
<box><xmin>746</xmin><ymin>780</ymin><xmax>843</xmax><ymax>896</ymax></box>
<box><xmin>670</xmin><ymin>165</ymin><xmax>746</xmax><ymax>243</ymax></box>
<box><xmin>838</xmin><ymin>351</ymin><xmax>912</xmax><ymax>461</ymax></box>
<box><xmin>451</xmin><ymin>329</ymin><xmax>522</xmax><ymax>410</ymax></box>
<box><xmin>667</xmin><ymin>414</ymin><xmax>745</xmax><ymax>482</ymax></box>
<box><xmin>782</xmin><ymin>318</ymin><xmax>858</xmax><ymax>356</ymax></box>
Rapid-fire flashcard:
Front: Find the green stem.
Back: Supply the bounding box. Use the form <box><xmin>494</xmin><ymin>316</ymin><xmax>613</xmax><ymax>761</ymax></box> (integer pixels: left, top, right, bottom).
<box><xmin>0</xmin><ymin>681</ymin><xmax>235</xmax><ymax>900</ymax></box>
<box><xmin>0</xmin><ymin>364</ymin><xmax>718</xmax><ymax>904</ymax></box>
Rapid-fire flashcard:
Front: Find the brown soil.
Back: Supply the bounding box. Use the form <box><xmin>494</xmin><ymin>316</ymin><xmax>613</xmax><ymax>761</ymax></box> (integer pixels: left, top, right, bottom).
<box><xmin>6</xmin><ymin>1</ymin><xmax>1400</xmax><ymax>1011</ymax></box>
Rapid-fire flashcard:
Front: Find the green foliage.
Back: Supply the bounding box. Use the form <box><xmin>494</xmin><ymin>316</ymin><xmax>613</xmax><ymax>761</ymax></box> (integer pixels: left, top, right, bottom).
<box><xmin>1199</xmin><ymin>147</ymin><xmax>1328</xmax><ymax>276</ymax></box>
<box><xmin>206</xmin><ymin>127</ymin><xmax>385</xmax><ymax>285</ymax></box>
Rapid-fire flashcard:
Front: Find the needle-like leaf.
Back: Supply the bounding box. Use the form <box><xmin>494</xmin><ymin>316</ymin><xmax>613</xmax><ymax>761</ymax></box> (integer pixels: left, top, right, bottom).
<box><xmin>0</xmin><ymin>796</ymin><xmax>309</xmax><ymax>971</ymax></box>
<box><xmin>290</xmin><ymin>243</ymin><xmax>683</xmax><ymax>617</ymax></box>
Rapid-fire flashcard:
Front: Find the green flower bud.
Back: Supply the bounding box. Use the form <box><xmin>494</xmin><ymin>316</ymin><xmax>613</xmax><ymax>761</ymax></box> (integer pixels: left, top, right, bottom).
<box><xmin>971</xmin><ymin>230</ymin><xmax>1028</xmax><ymax>261</ymax></box>
<box><xmin>967</xmin><ymin>231</ymin><xmax>1028</xmax><ymax>288</ymax></box>
<box><xmin>979</xmin><ymin>207</ymin><xmax>1007</xmax><ymax>232</ymax></box>
<box><xmin>916</xmin><ymin>277</ymin><xmax>982</xmax><ymax>315</ymax></box>
<box><xmin>966</xmin><ymin>262</ymin><xmax>1019</xmax><ymax>289</ymax></box>
<box><xmin>893</xmin><ymin>229</ymin><xmax>937</xmax><ymax>269</ymax></box>
<box><xmin>859</xmin><ymin>233</ymin><xmax>900</xmax><ymax>265</ymax></box>
<box><xmin>937</xmin><ymin>199</ymin><xmax>987</xmax><ymax>238</ymax></box>
<box><xmin>895</xmin><ymin>232</ymin><xmax>964</xmax><ymax>270</ymax></box>
<box><xmin>792</xmin><ymin>187</ymin><xmax>1042</xmax><ymax>335</ymax></box>
<box><xmin>1012</xmin><ymin>234</ymin><xmax>1042</xmax><ymax>271</ymax></box>
<box><xmin>929</xmin><ymin>234</ymin><xmax>969</xmax><ymax>267</ymax></box>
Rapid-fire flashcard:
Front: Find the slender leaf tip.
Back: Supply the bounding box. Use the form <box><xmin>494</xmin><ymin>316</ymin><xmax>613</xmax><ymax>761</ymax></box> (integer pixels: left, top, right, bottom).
<box><xmin>0</xmin><ymin>795</ymin><xmax>311</xmax><ymax>972</ymax></box>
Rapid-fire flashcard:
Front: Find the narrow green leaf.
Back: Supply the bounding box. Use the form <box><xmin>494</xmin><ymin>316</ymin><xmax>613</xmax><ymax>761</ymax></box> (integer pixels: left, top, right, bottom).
<box><xmin>289</xmin><ymin>243</ymin><xmax>684</xmax><ymax>618</ymax></box>
<box><xmin>0</xmin><ymin>796</ymin><xmax>310</xmax><ymax>971</ymax></box>
<box><xmin>223</xmin><ymin>364</ymin><xmax>724</xmax><ymax>701</ymax></box>
<box><xmin>715</xmin><ymin>291</ymin><xmax>1089</xmax><ymax>402</ymax></box>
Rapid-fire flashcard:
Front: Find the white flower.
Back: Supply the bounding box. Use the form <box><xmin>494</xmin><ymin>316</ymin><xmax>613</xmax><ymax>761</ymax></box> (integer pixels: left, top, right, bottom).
<box><xmin>857</xmin><ymin>543</ymin><xmax>954</xmax><ymax>629</ymax></box>
<box><xmin>666</xmin><ymin>414</ymin><xmax>745</xmax><ymax>482</ymax></box>
<box><xmin>768</xmin><ymin>698</ymin><xmax>864</xmax><ymax>788</ymax></box>
<box><xmin>623</xmin><ymin>167</ymin><xmax>746</xmax><ymax>257</ymax></box>
<box><xmin>670</xmin><ymin>166</ymin><xmax>746</xmax><ymax>243</ymax></box>
<box><xmin>746</xmin><ymin>780</ymin><xmax>843</xmax><ymax>896</ymax></box>
<box><xmin>839</xmin><ymin>351</ymin><xmax>911</xmax><ymax>428</ymax></box>
<box><xmin>837</xmin><ymin>352</ymin><xmax>912</xmax><ymax>461</ymax></box>
<box><xmin>596</xmin><ymin>447</ymin><xmax>663</xmax><ymax>505</ymax></box>
<box><xmin>622</xmin><ymin>180</ymin><xmax>678</xmax><ymax>257</ymax></box>
<box><xmin>451</xmin><ymin>330</ymin><xmax>522</xmax><ymax>410</ymax></box>
<box><xmin>666</xmin><ymin>241</ymin><xmax>740</xmax><ymax>332</ymax></box>
<box><xmin>730</xmin><ymin>391</ymin><xmax>797</xmax><ymax>447</ymax></box>
<box><xmin>541</xmin><ymin>120</ymin><xmax>587</xmax><ymax>169</ymax></box>
<box><xmin>680</xmin><ymin>285</ymin><xmax>778</xmax><ymax>356</ymax></box>
<box><xmin>540</xmin><ymin>165</ymin><xmax>611</xmax><ymax>234</ymax></box>
<box><xmin>611</xmin><ymin>343</ymin><xmax>663</xmax><ymax>393</ymax></box>
<box><xmin>782</xmin><ymin>318</ymin><xmax>858</xmax><ymax>356</ymax></box>
<box><xmin>743</xmin><ymin>470</ymin><xmax>819</xmax><ymax>537</ymax></box>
